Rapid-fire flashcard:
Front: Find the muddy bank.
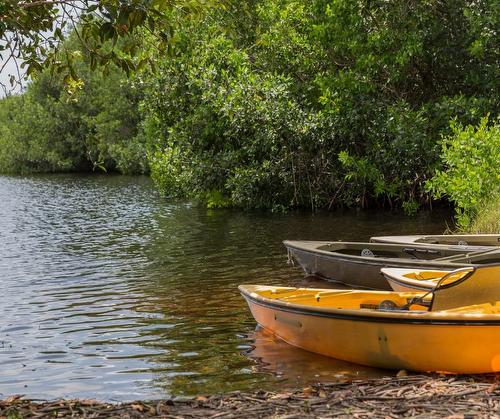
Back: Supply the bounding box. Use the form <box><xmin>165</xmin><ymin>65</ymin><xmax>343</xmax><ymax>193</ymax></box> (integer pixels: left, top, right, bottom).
<box><xmin>1</xmin><ymin>375</ymin><xmax>498</xmax><ymax>418</ymax></box>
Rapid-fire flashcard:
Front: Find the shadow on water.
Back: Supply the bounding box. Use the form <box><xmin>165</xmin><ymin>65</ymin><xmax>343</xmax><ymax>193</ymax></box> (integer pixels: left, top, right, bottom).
<box><xmin>0</xmin><ymin>174</ymin><xmax>451</xmax><ymax>400</ymax></box>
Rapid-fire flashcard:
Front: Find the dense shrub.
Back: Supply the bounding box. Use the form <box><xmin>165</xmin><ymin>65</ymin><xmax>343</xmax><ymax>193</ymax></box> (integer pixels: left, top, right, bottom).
<box><xmin>427</xmin><ymin>116</ymin><xmax>500</xmax><ymax>229</ymax></box>
<box><xmin>143</xmin><ymin>0</ymin><xmax>499</xmax><ymax>210</ymax></box>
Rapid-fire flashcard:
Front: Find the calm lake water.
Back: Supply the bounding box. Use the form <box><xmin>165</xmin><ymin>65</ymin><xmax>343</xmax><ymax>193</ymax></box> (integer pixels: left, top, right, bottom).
<box><xmin>0</xmin><ymin>175</ymin><xmax>450</xmax><ymax>401</ymax></box>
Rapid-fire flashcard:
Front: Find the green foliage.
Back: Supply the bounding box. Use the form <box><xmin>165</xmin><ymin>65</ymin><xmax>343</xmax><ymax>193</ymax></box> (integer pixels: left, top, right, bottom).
<box><xmin>338</xmin><ymin>151</ymin><xmax>387</xmax><ymax>208</ymax></box>
<box><xmin>427</xmin><ymin>116</ymin><xmax>500</xmax><ymax>229</ymax></box>
<box><xmin>0</xmin><ymin>94</ymin><xmax>76</xmax><ymax>172</ymax></box>
<box><xmin>149</xmin><ymin>147</ymin><xmax>190</xmax><ymax>197</ymax></box>
<box><xmin>143</xmin><ymin>0</ymin><xmax>499</xmax><ymax>210</ymax></box>
<box><xmin>0</xmin><ymin>33</ymin><xmax>148</xmax><ymax>174</ymax></box>
<box><xmin>1</xmin><ymin>0</ymin><xmax>498</xmax><ymax>214</ymax></box>
<box><xmin>144</xmin><ymin>26</ymin><xmax>342</xmax><ymax>209</ymax></box>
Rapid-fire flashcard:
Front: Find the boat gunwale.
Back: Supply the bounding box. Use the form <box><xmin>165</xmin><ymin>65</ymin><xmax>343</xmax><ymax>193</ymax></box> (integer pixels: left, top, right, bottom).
<box><xmin>283</xmin><ymin>240</ymin><xmax>477</xmax><ymax>268</ymax></box>
<box><xmin>239</xmin><ymin>285</ymin><xmax>500</xmax><ymax>325</ymax></box>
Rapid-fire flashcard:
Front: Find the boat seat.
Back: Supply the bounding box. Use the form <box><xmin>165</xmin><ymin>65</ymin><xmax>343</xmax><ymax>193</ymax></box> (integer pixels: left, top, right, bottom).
<box><xmin>431</xmin><ymin>265</ymin><xmax>500</xmax><ymax>311</ymax></box>
<box><xmin>278</xmin><ymin>290</ymin><xmax>352</xmax><ymax>303</ymax></box>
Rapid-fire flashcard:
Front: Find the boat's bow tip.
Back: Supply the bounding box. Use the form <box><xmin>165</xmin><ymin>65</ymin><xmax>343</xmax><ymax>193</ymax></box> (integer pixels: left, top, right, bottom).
<box><xmin>237</xmin><ymin>284</ymin><xmax>252</xmax><ymax>295</ymax></box>
<box><xmin>238</xmin><ymin>284</ymin><xmax>271</xmax><ymax>296</ymax></box>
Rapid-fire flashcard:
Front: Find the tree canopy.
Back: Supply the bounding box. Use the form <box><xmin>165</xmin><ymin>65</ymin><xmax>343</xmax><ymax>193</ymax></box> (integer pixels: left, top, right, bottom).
<box><xmin>0</xmin><ymin>0</ymin><xmax>206</xmax><ymax>92</ymax></box>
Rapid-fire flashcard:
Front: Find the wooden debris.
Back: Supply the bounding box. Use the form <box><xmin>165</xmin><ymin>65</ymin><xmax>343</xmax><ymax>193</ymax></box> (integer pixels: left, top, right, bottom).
<box><xmin>0</xmin><ymin>375</ymin><xmax>499</xmax><ymax>418</ymax></box>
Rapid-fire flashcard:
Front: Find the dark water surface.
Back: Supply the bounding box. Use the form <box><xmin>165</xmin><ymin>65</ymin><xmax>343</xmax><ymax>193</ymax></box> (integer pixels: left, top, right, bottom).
<box><xmin>0</xmin><ymin>175</ymin><xmax>450</xmax><ymax>401</ymax></box>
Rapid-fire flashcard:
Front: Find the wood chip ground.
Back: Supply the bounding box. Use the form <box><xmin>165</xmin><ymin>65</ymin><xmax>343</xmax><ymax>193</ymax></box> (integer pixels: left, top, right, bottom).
<box><xmin>1</xmin><ymin>375</ymin><xmax>499</xmax><ymax>418</ymax></box>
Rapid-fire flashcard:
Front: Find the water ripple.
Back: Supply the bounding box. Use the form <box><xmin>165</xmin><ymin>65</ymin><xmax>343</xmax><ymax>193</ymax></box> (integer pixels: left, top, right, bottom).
<box><xmin>0</xmin><ymin>174</ymin><xmax>448</xmax><ymax>400</ymax></box>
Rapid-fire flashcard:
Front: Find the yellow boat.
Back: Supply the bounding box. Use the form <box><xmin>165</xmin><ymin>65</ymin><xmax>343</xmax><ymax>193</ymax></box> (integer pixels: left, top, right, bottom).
<box><xmin>239</xmin><ymin>265</ymin><xmax>500</xmax><ymax>373</ymax></box>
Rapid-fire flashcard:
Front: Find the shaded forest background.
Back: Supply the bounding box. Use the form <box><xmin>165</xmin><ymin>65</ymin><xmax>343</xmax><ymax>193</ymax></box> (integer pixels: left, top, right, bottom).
<box><xmin>0</xmin><ymin>0</ymin><xmax>498</xmax><ymax>228</ymax></box>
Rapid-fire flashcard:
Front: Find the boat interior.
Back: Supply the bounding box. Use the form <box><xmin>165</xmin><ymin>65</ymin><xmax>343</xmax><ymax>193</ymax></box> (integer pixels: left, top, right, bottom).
<box><xmin>402</xmin><ymin>268</ymin><xmax>471</xmax><ymax>285</ymax></box>
<box><xmin>256</xmin><ymin>287</ymin><xmax>431</xmax><ymax>312</ymax></box>
<box><xmin>401</xmin><ymin>270</ymin><xmax>447</xmax><ymax>281</ymax></box>
<box><xmin>249</xmin><ymin>265</ymin><xmax>500</xmax><ymax>314</ymax></box>
<box><xmin>314</xmin><ymin>242</ymin><xmax>500</xmax><ymax>263</ymax></box>
<box><xmin>316</xmin><ymin>242</ymin><xmax>463</xmax><ymax>260</ymax></box>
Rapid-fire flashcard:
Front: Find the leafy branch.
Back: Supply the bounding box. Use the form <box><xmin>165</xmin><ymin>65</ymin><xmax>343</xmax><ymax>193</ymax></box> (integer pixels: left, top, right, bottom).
<box><xmin>0</xmin><ymin>0</ymin><xmax>212</xmax><ymax>92</ymax></box>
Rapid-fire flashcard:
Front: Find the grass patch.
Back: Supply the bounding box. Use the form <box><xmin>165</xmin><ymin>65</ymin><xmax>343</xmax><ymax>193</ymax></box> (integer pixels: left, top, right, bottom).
<box><xmin>467</xmin><ymin>194</ymin><xmax>500</xmax><ymax>233</ymax></box>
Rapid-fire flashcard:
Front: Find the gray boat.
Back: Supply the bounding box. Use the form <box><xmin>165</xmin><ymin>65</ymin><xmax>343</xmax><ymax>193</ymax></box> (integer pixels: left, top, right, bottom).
<box><xmin>370</xmin><ymin>234</ymin><xmax>500</xmax><ymax>247</ymax></box>
<box><xmin>284</xmin><ymin>240</ymin><xmax>500</xmax><ymax>290</ymax></box>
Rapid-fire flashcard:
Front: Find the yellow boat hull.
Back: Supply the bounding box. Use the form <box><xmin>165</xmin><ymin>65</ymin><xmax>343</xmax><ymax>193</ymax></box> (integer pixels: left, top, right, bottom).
<box><xmin>240</xmin><ymin>285</ymin><xmax>500</xmax><ymax>373</ymax></box>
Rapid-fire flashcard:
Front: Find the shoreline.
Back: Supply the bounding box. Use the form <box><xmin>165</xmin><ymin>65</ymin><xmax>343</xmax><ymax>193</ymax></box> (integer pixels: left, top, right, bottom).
<box><xmin>1</xmin><ymin>375</ymin><xmax>498</xmax><ymax>418</ymax></box>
